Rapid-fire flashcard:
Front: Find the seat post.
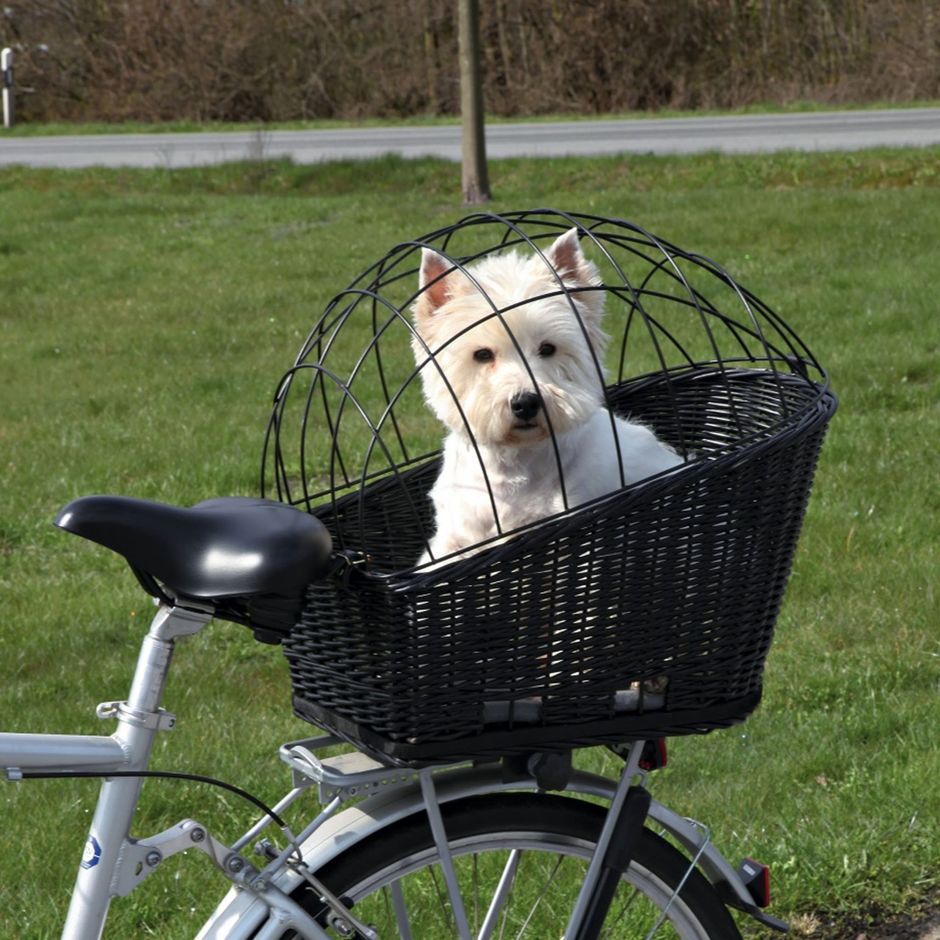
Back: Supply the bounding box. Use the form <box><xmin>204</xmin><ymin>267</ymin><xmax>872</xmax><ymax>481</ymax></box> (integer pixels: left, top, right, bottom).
<box><xmin>125</xmin><ymin>604</ymin><xmax>212</xmax><ymax>716</ymax></box>
<box><xmin>61</xmin><ymin>604</ymin><xmax>212</xmax><ymax>940</ymax></box>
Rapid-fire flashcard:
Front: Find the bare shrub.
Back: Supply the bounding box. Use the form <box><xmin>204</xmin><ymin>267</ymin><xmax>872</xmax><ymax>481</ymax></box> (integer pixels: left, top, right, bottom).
<box><xmin>1</xmin><ymin>0</ymin><xmax>938</xmax><ymax>124</ymax></box>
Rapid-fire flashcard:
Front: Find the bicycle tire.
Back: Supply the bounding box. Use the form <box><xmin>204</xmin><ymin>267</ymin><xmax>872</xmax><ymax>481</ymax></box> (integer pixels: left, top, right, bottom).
<box><xmin>291</xmin><ymin>792</ymin><xmax>742</xmax><ymax>939</ymax></box>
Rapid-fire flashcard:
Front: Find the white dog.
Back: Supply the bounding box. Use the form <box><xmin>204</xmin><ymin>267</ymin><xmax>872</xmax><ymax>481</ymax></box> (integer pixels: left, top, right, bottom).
<box><xmin>412</xmin><ymin>228</ymin><xmax>681</xmax><ymax>565</ymax></box>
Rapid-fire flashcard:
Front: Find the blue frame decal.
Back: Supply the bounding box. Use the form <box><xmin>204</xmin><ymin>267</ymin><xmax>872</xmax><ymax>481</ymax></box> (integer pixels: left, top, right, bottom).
<box><xmin>81</xmin><ymin>835</ymin><xmax>102</xmax><ymax>870</ymax></box>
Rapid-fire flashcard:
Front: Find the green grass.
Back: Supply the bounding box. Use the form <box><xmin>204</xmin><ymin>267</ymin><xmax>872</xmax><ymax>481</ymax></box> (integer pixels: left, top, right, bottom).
<box><xmin>3</xmin><ymin>98</ymin><xmax>939</xmax><ymax>137</ymax></box>
<box><xmin>1</xmin><ymin>148</ymin><xmax>938</xmax><ymax>937</ymax></box>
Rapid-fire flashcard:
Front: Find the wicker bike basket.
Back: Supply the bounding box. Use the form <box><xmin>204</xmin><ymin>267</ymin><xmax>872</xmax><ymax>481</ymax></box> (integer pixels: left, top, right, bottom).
<box><xmin>261</xmin><ymin>210</ymin><xmax>837</xmax><ymax>765</ymax></box>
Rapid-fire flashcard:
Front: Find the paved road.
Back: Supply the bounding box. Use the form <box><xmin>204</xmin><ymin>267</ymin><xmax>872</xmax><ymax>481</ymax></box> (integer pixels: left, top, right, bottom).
<box><xmin>2</xmin><ymin>108</ymin><xmax>939</xmax><ymax>169</ymax></box>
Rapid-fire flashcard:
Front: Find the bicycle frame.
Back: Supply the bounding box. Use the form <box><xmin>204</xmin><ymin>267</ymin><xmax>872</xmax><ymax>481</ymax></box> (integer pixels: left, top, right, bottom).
<box><xmin>0</xmin><ymin>604</ymin><xmax>328</xmax><ymax>940</ymax></box>
<box><xmin>1</xmin><ymin>602</ymin><xmax>784</xmax><ymax>939</ymax></box>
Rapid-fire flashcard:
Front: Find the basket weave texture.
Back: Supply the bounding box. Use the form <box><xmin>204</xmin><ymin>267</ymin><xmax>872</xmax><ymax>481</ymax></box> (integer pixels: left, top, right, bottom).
<box><xmin>283</xmin><ymin>367</ymin><xmax>836</xmax><ymax>764</ymax></box>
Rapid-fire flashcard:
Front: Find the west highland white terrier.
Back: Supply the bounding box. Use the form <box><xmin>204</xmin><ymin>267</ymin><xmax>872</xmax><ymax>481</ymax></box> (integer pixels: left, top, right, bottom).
<box><xmin>413</xmin><ymin>227</ymin><xmax>681</xmax><ymax>565</ymax></box>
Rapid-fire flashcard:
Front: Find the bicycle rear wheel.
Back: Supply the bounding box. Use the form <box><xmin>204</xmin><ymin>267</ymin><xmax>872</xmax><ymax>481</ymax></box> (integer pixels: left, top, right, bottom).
<box><xmin>297</xmin><ymin>792</ymin><xmax>741</xmax><ymax>939</ymax></box>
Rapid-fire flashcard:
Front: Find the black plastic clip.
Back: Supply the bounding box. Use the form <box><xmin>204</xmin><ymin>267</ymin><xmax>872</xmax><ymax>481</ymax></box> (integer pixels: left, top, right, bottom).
<box><xmin>784</xmin><ymin>355</ymin><xmax>811</xmax><ymax>380</ymax></box>
<box><xmin>502</xmin><ymin>751</ymin><xmax>572</xmax><ymax>791</ymax></box>
<box><xmin>330</xmin><ymin>550</ymin><xmax>369</xmax><ymax>587</ymax></box>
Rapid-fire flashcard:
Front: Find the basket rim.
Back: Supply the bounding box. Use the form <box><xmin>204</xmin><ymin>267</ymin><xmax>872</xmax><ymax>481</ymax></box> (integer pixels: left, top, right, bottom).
<box><xmin>268</xmin><ymin>364</ymin><xmax>833</xmax><ymax>516</ymax></box>
<box><xmin>304</xmin><ymin>371</ymin><xmax>837</xmax><ymax>587</ymax></box>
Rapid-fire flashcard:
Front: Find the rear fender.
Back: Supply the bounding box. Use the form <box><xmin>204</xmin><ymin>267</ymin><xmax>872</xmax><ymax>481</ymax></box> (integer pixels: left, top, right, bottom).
<box><xmin>197</xmin><ymin>761</ymin><xmax>776</xmax><ymax>937</ymax></box>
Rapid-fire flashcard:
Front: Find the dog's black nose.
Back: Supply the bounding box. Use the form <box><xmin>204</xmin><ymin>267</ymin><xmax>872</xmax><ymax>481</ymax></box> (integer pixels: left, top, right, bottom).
<box><xmin>511</xmin><ymin>391</ymin><xmax>541</xmax><ymax>422</ymax></box>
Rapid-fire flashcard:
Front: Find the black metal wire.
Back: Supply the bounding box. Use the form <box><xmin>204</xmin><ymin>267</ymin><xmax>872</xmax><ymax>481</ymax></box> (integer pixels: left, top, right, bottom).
<box><xmin>261</xmin><ymin>208</ymin><xmax>831</xmax><ymax>567</ymax></box>
<box><xmin>18</xmin><ymin>770</ymin><xmax>290</xmax><ymax>831</ymax></box>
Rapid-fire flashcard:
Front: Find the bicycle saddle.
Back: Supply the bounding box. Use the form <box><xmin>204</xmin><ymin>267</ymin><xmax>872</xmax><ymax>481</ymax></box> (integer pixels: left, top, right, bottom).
<box><xmin>54</xmin><ymin>495</ymin><xmax>334</xmax><ymax>602</ymax></box>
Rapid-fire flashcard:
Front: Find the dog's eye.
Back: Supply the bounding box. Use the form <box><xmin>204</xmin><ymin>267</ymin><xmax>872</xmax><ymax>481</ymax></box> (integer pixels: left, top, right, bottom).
<box><xmin>538</xmin><ymin>342</ymin><xmax>557</xmax><ymax>358</ymax></box>
<box><xmin>473</xmin><ymin>348</ymin><xmax>495</xmax><ymax>363</ymax></box>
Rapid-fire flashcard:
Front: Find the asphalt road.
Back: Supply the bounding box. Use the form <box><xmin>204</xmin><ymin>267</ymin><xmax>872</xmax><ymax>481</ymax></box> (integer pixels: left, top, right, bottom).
<box><xmin>2</xmin><ymin>107</ymin><xmax>939</xmax><ymax>169</ymax></box>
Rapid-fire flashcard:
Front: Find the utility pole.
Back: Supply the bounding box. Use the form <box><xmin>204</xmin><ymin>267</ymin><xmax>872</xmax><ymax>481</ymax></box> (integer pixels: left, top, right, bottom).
<box><xmin>458</xmin><ymin>0</ymin><xmax>490</xmax><ymax>204</ymax></box>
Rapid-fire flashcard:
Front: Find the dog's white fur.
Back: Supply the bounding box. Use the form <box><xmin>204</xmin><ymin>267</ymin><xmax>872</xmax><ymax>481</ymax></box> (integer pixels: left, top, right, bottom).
<box><xmin>413</xmin><ymin>228</ymin><xmax>681</xmax><ymax>564</ymax></box>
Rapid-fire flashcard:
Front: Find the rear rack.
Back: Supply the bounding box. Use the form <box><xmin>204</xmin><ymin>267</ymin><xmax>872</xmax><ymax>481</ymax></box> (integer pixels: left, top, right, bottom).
<box><xmin>279</xmin><ymin>734</ymin><xmax>424</xmax><ymax>802</ymax></box>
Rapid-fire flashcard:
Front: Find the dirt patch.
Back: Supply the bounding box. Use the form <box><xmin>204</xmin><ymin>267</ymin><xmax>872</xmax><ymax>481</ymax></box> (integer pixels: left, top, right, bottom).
<box><xmin>792</xmin><ymin>905</ymin><xmax>940</xmax><ymax>939</ymax></box>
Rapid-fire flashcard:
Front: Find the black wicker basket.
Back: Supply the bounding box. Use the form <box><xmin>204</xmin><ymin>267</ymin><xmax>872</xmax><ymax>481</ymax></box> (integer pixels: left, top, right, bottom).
<box><xmin>262</xmin><ymin>210</ymin><xmax>836</xmax><ymax>765</ymax></box>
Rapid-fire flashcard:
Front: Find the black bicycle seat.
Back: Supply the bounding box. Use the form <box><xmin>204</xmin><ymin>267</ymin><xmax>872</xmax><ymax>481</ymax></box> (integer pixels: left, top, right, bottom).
<box><xmin>54</xmin><ymin>495</ymin><xmax>334</xmax><ymax>602</ymax></box>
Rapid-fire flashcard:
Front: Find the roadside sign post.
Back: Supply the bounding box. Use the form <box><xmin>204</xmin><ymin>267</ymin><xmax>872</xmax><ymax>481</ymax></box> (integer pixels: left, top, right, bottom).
<box><xmin>2</xmin><ymin>48</ymin><xmax>13</xmax><ymax>128</ymax></box>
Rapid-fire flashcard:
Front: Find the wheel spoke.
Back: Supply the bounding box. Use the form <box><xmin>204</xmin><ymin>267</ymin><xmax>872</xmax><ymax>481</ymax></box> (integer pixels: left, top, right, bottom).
<box><xmin>305</xmin><ymin>794</ymin><xmax>736</xmax><ymax>940</ymax></box>
<box><xmin>472</xmin><ymin>852</ymin><xmax>480</xmax><ymax>932</ymax></box>
<box><xmin>388</xmin><ymin>880</ymin><xmax>413</xmax><ymax>940</ymax></box>
<box><xmin>513</xmin><ymin>853</ymin><xmax>566</xmax><ymax>939</ymax></box>
<box><xmin>600</xmin><ymin>882</ymin><xmax>643</xmax><ymax>938</ymax></box>
<box><xmin>477</xmin><ymin>849</ymin><xmax>521</xmax><ymax>940</ymax></box>
<box><xmin>428</xmin><ymin>865</ymin><xmax>457</xmax><ymax>933</ymax></box>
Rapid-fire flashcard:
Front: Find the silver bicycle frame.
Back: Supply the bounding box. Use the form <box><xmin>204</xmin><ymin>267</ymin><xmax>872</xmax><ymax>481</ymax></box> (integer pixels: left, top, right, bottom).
<box><xmin>0</xmin><ymin>604</ymin><xmax>331</xmax><ymax>940</ymax></box>
<box><xmin>0</xmin><ymin>605</ymin><xmax>210</xmax><ymax>939</ymax></box>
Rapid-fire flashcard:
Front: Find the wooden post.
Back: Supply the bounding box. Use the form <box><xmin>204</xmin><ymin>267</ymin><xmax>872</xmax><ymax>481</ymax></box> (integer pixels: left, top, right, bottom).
<box><xmin>458</xmin><ymin>0</ymin><xmax>490</xmax><ymax>204</ymax></box>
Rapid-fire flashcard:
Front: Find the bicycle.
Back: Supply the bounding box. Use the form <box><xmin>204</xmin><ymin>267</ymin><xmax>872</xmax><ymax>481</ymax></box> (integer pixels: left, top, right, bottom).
<box><xmin>2</xmin><ymin>494</ymin><xmax>781</xmax><ymax>939</ymax></box>
<box><xmin>2</xmin><ymin>211</ymin><xmax>836</xmax><ymax>937</ymax></box>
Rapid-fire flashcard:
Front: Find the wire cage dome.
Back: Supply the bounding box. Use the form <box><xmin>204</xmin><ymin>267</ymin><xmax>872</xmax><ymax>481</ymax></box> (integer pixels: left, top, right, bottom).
<box><xmin>261</xmin><ymin>209</ymin><xmax>837</xmax><ymax>765</ymax></box>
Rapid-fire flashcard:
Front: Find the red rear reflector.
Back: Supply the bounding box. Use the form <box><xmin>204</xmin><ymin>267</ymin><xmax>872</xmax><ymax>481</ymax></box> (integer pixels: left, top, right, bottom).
<box><xmin>737</xmin><ymin>858</ymin><xmax>771</xmax><ymax>907</ymax></box>
<box><xmin>639</xmin><ymin>738</ymin><xmax>668</xmax><ymax>771</ymax></box>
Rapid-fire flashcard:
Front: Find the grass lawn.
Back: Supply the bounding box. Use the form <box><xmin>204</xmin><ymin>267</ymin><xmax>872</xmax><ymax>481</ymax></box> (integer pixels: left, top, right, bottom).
<box><xmin>0</xmin><ymin>148</ymin><xmax>938</xmax><ymax>937</ymax></box>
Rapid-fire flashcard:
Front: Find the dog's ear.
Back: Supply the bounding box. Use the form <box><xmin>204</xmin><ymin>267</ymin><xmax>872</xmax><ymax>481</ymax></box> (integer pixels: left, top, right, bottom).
<box><xmin>544</xmin><ymin>227</ymin><xmax>607</xmax><ymax>353</ymax></box>
<box><xmin>416</xmin><ymin>248</ymin><xmax>467</xmax><ymax>324</ymax></box>
<box><xmin>544</xmin><ymin>228</ymin><xmax>594</xmax><ymax>285</ymax></box>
